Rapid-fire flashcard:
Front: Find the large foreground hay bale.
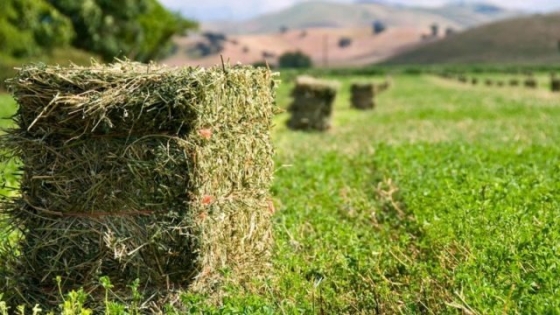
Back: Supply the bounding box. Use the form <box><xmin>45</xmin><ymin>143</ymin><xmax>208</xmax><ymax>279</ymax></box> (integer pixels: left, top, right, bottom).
<box><xmin>350</xmin><ymin>82</ymin><xmax>375</xmax><ymax>110</ymax></box>
<box><xmin>287</xmin><ymin>76</ymin><xmax>338</xmax><ymax>131</ymax></box>
<box><xmin>1</xmin><ymin>61</ymin><xmax>278</xmax><ymax>308</ymax></box>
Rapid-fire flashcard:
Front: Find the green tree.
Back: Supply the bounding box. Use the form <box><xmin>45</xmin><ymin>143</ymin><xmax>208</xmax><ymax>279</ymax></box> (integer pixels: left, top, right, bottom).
<box><xmin>136</xmin><ymin>1</ymin><xmax>197</xmax><ymax>61</ymax></box>
<box><xmin>278</xmin><ymin>51</ymin><xmax>313</xmax><ymax>69</ymax></box>
<box><xmin>0</xmin><ymin>0</ymin><xmax>74</xmax><ymax>58</ymax></box>
<box><xmin>46</xmin><ymin>0</ymin><xmax>197</xmax><ymax>62</ymax></box>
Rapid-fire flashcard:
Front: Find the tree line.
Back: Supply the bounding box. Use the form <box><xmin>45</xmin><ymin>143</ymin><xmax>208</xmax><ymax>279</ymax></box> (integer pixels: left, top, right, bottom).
<box><xmin>0</xmin><ymin>0</ymin><xmax>197</xmax><ymax>62</ymax></box>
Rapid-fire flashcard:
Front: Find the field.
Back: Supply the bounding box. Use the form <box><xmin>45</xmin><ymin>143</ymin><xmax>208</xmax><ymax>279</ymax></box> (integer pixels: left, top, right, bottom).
<box><xmin>1</xmin><ymin>72</ymin><xmax>560</xmax><ymax>313</ymax></box>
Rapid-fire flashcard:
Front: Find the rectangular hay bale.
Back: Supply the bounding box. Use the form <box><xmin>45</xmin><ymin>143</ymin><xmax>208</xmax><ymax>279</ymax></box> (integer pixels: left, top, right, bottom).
<box><xmin>551</xmin><ymin>78</ymin><xmax>560</xmax><ymax>92</ymax></box>
<box><xmin>287</xmin><ymin>76</ymin><xmax>338</xmax><ymax>131</ymax></box>
<box><xmin>0</xmin><ymin>61</ymin><xmax>278</xmax><ymax>307</ymax></box>
<box><xmin>350</xmin><ymin>82</ymin><xmax>375</xmax><ymax>110</ymax></box>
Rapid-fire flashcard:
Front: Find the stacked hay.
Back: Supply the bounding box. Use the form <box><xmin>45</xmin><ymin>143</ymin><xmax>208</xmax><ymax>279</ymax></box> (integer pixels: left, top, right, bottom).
<box><xmin>1</xmin><ymin>61</ymin><xmax>278</xmax><ymax>308</ymax></box>
<box><xmin>509</xmin><ymin>78</ymin><xmax>520</xmax><ymax>86</ymax></box>
<box><xmin>376</xmin><ymin>81</ymin><xmax>391</xmax><ymax>93</ymax></box>
<box><xmin>287</xmin><ymin>76</ymin><xmax>338</xmax><ymax>131</ymax></box>
<box><xmin>471</xmin><ymin>78</ymin><xmax>478</xmax><ymax>85</ymax></box>
<box><xmin>551</xmin><ymin>74</ymin><xmax>560</xmax><ymax>92</ymax></box>
<box><xmin>524</xmin><ymin>76</ymin><xmax>537</xmax><ymax>88</ymax></box>
<box><xmin>350</xmin><ymin>82</ymin><xmax>375</xmax><ymax>110</ymax></box>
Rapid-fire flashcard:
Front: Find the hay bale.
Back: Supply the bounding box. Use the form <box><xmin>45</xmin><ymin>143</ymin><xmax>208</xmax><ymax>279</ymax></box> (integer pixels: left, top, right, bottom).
<box><xmin>509</xmin><ymin>78</ymin><xmax>520</xmax><ymax>86</ymax></box>
<box><xmin>471</xmin><ymin>78</ymin><xmax>478</xmax><ymax>85</ymax></box>
<box><xmin>287</xmin><ymin>76</ymin><xmax>338</xmax><ymax>131</ymax></box>
<box><xmin>485</xmin><ymin>79</ymin><xmax>494</xmax><ymax>86</ymax></box>
<box><xmin>350</xmin><ymin>82</ymin><xmax>376</xmax><ymax>110</ymax></box>
<box><xmin>524</xmin><ymin>77</ymin><xmax>537</xmax><ymax>88</ymax></box>
<box><xmin>376</xmin><ymin>81</ymin><xmax>391</xmax><ymax>93</ymax></box>
<box><xmin>552</xmin><ymin>77</ymin><xmax>560</xmax><ymax>92</ymax></box>
<box><xmin>496</xmin><ymin>81</ymin><xmax>504</xmax><ymax>87</ymax></box>
<box><xmin>1</xmin><ymin>61</ymin><xmax>278</xmax><ymax>308</ymax></box>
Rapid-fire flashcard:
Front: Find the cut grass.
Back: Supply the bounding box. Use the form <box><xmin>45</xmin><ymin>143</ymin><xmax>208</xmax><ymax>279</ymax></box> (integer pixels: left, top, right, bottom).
<box><xmin>1</xmin><ymin>70</ymin><xmax>560</xmax><ymax>313</ymax></box>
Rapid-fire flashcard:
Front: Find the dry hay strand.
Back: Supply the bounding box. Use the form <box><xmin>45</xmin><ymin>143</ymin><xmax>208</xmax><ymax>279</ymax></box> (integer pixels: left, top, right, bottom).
<box><xmin>286</xmin><ymin>76</ymin><xmax>339</xmax><ymax>131</ymax></box>
<box><xmin>524</xmin><ymin>77</ymin><xmax>537</xmax><ymax>88</ymax></box>
<box><xmin>350</xmin><ymin>82</ymin><xmax>376</xmax><ymax>110</ymax></box>
<box><xmin>551</xmin><ymin>77</ymin><xmax>560</xmax><ymax>92</ymax></box>
<box><xmin>0</xmin><ymin>61</ymin><xmax>279</xmax><ymax>309</ymax></box>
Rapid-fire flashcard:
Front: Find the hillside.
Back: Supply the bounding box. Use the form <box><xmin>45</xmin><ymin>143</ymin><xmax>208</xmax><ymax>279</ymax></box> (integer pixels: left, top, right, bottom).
<box><xmin>383</xmin><ymin>12</ymin><xmax>560</xmax><ymax>65</ymax></box>
<box><xmin>163</xmin><ymin>26</ymin><xmax>427</xmax><ymax>68</ymax></box>
<box><xmin>203</xmin><ymin>1</ymin><xmax>520</xmax><ymax>35</ymax></box>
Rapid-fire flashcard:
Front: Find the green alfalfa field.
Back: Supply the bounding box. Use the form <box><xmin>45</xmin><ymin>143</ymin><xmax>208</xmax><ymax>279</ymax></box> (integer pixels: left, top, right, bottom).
<box><xmin>1</xmin><ymin>71</ymin><xmax>559</xmax><ymax>314</ymax></box>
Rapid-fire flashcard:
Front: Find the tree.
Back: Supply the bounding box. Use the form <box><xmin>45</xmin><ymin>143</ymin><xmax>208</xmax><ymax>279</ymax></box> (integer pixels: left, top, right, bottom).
<box><xmin>278</xmin><ymin>51</ymin><xmax>312</xmax><ymax>69</ymax></box>
<box><xmin>372</xmin><ymin>21</ymin><xmax>386</xmax><ymax>35</ymax></box>
<box><xmin>0</xmin><ymin>0</ymin><xmax>74</xmax><ymax>58</ymax></box>
<box><xmin>46</xmin><ymin>0</ymin><xmax>197</xmax><ymax>62</ymax></box>
<box><xmin>338</xmin><ymin>37</ymin><xmax>352</xmax><ymax>48</ymax></box>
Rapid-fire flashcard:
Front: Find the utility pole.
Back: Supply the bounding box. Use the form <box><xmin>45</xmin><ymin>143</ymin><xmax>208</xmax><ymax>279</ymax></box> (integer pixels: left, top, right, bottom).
<box><xmin>323</xmin><ymin>34</ymin><xmax>329</xmax><ymax>68</ymax></box>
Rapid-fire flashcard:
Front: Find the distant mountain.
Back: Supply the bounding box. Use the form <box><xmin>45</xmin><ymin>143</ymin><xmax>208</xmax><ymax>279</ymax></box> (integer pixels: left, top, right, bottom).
<box><xmin>421</xmin><ymin>2</ymin><xmax>522</xmax><ymax>27</ymax></box>
<box><xmin>383</xmin><ymin>12</ymin><xmax>560</xmax><ymax>65</ymax></box>
<box><xmin>203</xmin><ymin>0</ymin><xmax>522</xmax><ymax>35</ymax></box>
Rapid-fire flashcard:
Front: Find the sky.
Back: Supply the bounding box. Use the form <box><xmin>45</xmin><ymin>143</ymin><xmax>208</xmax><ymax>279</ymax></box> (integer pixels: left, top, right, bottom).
<box><xmin>160</xmin><ymin>0</ymin><xmax>560</xmax><ymax>21</ymax></box>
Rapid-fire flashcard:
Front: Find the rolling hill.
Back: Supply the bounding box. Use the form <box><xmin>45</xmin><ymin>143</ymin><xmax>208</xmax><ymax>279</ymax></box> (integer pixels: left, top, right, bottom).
<box><xmin>383</xmin><ymin>12</ymin><xmax>560</xmax><ymax>65</ymax></box>
<box><xmin>163</xmin><ymin>26</ymin><xmax>427</xmax><ymax>68</ymax></box>
<box><xmin>163</xmin><ymin>1</ymin><xmax>524</xmax><ymax>68</ymax></box>
<box><xmin>203</xmin><ymin>1</ymin><xmax>521</xmax><ymax>35</ymax></box>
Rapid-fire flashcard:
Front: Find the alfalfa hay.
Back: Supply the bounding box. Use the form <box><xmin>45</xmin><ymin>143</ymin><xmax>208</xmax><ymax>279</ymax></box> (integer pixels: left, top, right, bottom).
<box><xmin>524</xmin><ymin>77</ymin><xmax>537</xmax><ymax>88</ymax></box>
<box><xmin>287</xmin><ymin>76</ymin><xmax>338</xmax><ymax>131</ymax></box>
<box><xmin>350</xmin><ymin>82</ymin><xmax>375</xmax><ymax>110</ymax></box>
<box><xmin>551</xmin><ymin>75</ymin><xmax>560</xmax><ymax>92</ymax></box>
<box><xmin>0</xmin><ymin>61</ymin><xmax>278</xmax><ymax>308</ymax></box>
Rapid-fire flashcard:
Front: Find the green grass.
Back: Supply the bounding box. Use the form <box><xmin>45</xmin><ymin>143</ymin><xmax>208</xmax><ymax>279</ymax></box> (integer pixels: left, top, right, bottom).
<box><xmin>0</xmin><ymin>95</ymin><xmax>16</xmax><ymax>128</ymax></box>
<box><xmin>0</xmin><ymin>94</ymin><xmax>18</xmax><ymax>197</ymax></box>
<box><xmin>2</xmin><ymin>71</ymin><xmax>560</xmax><ymax>313</ymax></box>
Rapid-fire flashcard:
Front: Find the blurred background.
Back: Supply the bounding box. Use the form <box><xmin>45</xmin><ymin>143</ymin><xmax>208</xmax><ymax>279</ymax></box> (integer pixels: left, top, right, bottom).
<box><xmin>2</xmin><ymin>0</ymin><xmax>560</xmax><ymax>76</ymax></box>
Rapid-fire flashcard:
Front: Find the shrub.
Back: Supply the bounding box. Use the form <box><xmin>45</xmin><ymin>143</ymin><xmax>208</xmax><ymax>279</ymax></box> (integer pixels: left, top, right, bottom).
<box><xmin>373</xmin><ymin>21</ymin><xmax>386</xmax><ymax>34</ymax></box>
<box><xmin>338</xmin><ymin>37</ymin><xmax>352</xmax><ymax>48</ymax></box>
<box><xmin>278</xmin><ymin>51</ymin><xmax>312</xmax><ymax>69</ymax></box>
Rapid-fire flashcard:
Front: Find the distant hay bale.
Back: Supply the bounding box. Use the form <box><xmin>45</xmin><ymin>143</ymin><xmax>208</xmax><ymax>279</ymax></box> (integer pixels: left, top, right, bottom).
<box><xmin>471</xmin><ymin>78</ymin><xmax>478</xmax><ymax>85</ymax></box>
<box><xmin>1</xmin><ymin>61</ymin><xmax>278</xmax><ymax>308</ymax></box>
<box><xmin>287</xmin><ymin>76</ymin><xmax>338</xmax><ymax>131</ymax></box>
<box><xmin>485</xmin><ymin>79</ymin><xmax>494</xmax><ymax>86</ymax></box>
<box><xmin>524</xmin><ymin>77</ymin><xmax>537</xmax><ymax>88</ymax></box>
<box><xmin>376</xmin><ymin>81</ymin><xmax>391</xmax><ymax>93</ymax></box>
<box><xmin>551</xmin><ymin>77</ymin><xmax>560</xmax><ymax>92</ymax></box>
<box><xmin>509</xmin><ymin>78</ymin><xmax>520</xmax><ymax>86</ymax></box>
<box><xmin>458</xmin><ymin>76</ymin><xmax>468</xmax><ymax>83</ymax></box>
<box><xmin>350</xmin><ymin>82</ymin><xmax>376</xmax><ymax>110</ymax></box>
<box><xmin>496</xmin><ymin>81</ymin><xmax>504</xmax><ymax>87</ymax></box>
